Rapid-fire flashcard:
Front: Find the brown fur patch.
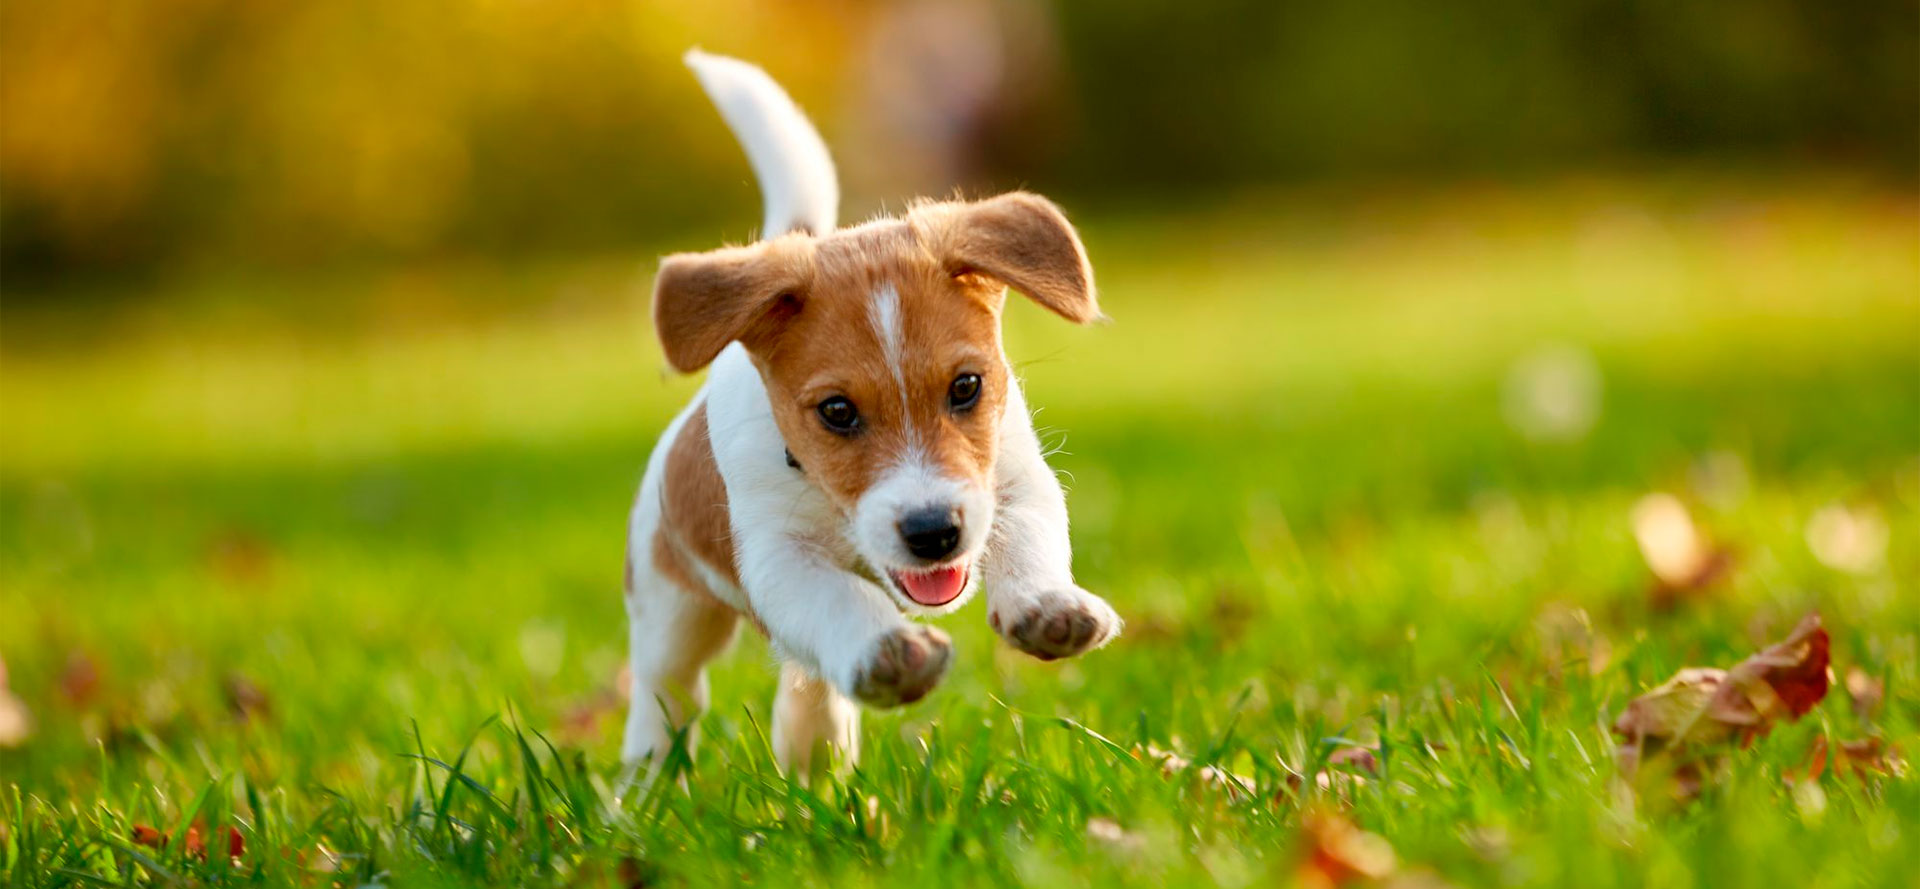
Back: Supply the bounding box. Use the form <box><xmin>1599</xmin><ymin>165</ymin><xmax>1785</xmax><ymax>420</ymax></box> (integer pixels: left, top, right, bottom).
<box><xmin>649</xmin><ymin>192</ymin><xmax>1097</xmax><ymax>551</ymax></box>
<box><xmin>740</xmin><ymin>219</ymin><xmax>1013</xmax><ymax>510</ymax></box>
<box><xmin>657</xmin><ymin>404</ymin><xmax>741</xmax><ymax>591</ymax></box>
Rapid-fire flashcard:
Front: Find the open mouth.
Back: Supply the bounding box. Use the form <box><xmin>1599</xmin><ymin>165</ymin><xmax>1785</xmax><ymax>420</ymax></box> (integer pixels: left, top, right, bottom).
<box><xmin>888</xmin><ymin>562</ymin><xmax>970</xmax><ymax>607</ymax></box>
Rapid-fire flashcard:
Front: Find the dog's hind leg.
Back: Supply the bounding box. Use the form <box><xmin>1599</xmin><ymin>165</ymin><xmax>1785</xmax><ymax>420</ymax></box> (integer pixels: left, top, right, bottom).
<box><xmin>619</xmin><ymin>537</ymin><xmax>739</xmax><ymax>780</ymax></box>
<box><xmin>771</xmin><ymin>660</ymin><xmax>859</xmax><ymax>779</ymax></box>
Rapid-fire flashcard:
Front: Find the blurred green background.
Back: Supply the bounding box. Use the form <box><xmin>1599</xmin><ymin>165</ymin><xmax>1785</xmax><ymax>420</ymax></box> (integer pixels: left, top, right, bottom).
<box><xmin>2</xmin><ymin>2</ymin><xmax>1918</xmax><ymax>886</ymax></box>
<box><xmin>1</xmin><ymin>0</ymin><xmax>1913</xmax><ymax>277</ymax></box>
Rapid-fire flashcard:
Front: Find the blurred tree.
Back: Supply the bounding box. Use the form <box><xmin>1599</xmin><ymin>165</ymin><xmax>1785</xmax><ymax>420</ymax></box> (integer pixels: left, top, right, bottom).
<box><xmin>0</xmin><ymin>0</ymin><xmax>1911</xmax><ymax>282</ymax></box>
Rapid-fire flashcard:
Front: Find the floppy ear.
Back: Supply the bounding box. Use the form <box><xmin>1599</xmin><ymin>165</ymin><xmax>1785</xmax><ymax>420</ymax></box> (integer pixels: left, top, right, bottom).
<box><xmin>652</xmin><ymin>240</ymin><xmax>810</xmax><ymax>372</ymax></box>
<box><xmin>934</xmin><ymin>192</ymin><xmax>1102</xmax><ymax>324</ymax></box>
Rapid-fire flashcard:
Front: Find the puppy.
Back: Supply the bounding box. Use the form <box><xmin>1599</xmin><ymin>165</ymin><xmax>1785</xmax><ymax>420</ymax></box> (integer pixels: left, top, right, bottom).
<box><xmin>623</xmin><ymin>51</ymin><xmax>1120</xmax><ymax>777</ymax></box>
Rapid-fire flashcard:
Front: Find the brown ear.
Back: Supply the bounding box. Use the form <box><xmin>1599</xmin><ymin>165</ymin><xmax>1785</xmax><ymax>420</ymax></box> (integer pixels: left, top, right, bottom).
<box><xmin>652</xmin><ymin>239</ymin><xmax>811</xmax><ymax>372</ymax></box>
<box><xmin>926</xmin><ymin>192</ymin><xmax>1101</xmax><ymax>323</ymax></box>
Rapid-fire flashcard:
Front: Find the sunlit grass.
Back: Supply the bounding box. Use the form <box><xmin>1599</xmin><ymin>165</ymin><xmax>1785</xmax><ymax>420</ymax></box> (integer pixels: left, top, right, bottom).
<box><xmin>2</xmin><ymin>175</ymin><xmax>1916</xmax><ymax>886</ymax></box>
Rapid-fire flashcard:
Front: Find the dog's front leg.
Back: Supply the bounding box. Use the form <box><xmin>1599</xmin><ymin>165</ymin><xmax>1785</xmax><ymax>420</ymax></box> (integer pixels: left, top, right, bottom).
<box><xmin>981</xmin><ymin>380</ymin><xmax>1122</xmax><ymax>660</ymax></box>
<box><xmin>738</xmin><ymin>535</ymin><xmax>954</xmax><ymax>710</ymax></box>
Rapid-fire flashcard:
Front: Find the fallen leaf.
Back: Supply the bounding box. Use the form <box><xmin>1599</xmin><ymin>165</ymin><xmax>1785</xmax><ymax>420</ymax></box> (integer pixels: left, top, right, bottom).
<box><xmin>1613</xmin><ymin>614</ymin><xmax>1830</xmax><ymax>786</ymax></box>
<box><xmin>1631</xmin><ymin>493</ymin><xmax>1736</xmax><ymax>609</ymax></box>
<box><xmin>1298</xmin><ymin>810</ymin><xmax>1397</xmax><ymax>888</ymax></box>
<box><xmin>131</xmin><ymin>825</ymin><xmax>165</xmax><ymax>849</ymax></box>
<box><xmin>1794</xmin><ymin>734</ymin><xmax>1909</xmax><ymax>783</ymax></box>
<box><xmin>1722</xmin><ymin>615</ymin><xmax>1829</xmax><ymax>720</ymax></box>
<box><xmin>1832</xmin><ymin>738</ymin><xmax>1906</xmax><ymax>778</ymax></box>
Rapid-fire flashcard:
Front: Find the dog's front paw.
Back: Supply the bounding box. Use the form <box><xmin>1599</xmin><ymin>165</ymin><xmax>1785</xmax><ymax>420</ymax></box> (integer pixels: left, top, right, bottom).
<box><xmin>990</xmin><ymin>586</ymin><xmax>1121</xmax><ymax>661</ymax></box>
<box><xmin>851</xmin><ymin>625</ymin><xmax>953</xmax><ymax>707</ymax></box>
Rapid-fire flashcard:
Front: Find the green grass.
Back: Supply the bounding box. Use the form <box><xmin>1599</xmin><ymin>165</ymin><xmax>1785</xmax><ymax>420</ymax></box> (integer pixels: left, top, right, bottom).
<box><xmin>2</xmin><ymin>174</ymin><xmax>1917</xmax><ymax>887</ymax></box>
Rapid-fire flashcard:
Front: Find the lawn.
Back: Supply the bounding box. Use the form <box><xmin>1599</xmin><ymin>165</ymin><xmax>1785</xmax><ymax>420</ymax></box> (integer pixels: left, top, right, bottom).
<box><xmin>2</xmin><ymin>173</ymin><xmax>1916</xmax><ymax>887</ymax></box>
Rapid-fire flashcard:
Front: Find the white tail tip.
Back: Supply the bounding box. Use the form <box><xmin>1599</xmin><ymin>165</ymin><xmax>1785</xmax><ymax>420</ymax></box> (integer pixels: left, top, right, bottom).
<box><xmin>684</xmin><ymin>49</ymin><xmax>839</xmax><ymax>239</ymax></box>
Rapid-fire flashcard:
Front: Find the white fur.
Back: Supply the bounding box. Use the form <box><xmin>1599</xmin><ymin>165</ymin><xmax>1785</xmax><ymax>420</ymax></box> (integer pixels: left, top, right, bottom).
<box><xmin>980</xmin><ymin>380</ymin><xmax>1122</xmax><ymax>639</ymax></box>
<box><xmin>705</xmin><ymin>345</ymin><xmax>909</xmax><ymax>694</ymax></box>
<box><xmin>868</xmin><ymin>283</ymin><xmax>909</xmax><ymax>412</ymax></box>
<box><xmin>621</xmin><ymin>395</ymin><xmax>742</xmax><ymax>772</ymax></box>
<box><xmin>683</xmin><ymin>49</ymin><xmax>838</xmax><ymax>238</ymax></box>
<box><xmin>622</xmin><ymin>54</ymin><xmax>1117</xmax><ymax>779</ymax></box>
<box><xmin>850</xmin><ymin>456</ymin><xmax>992</xmax><ymax>614</ymax></box>
<box><xmin>772</xmin><ymin>661</ymin><xmax>860</xmax><ymax>777</ymax></box>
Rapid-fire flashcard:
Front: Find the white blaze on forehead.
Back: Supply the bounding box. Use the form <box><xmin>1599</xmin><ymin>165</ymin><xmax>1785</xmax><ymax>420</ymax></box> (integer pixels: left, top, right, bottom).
<box><xmin>867</xmin><ymin>283</ymin><xmax>908</xmax><ymax>405</ymax></box>
<box><xmin>867</xmin><ymin>282</ymin><xmax>920</xmax><ymax>451</ymax></box>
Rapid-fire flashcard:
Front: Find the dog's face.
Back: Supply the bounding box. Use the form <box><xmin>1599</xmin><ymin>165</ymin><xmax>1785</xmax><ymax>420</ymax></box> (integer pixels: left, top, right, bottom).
<box><xmin>653</xmin><ymin>193</ymin><xmax>1100</xmax><ymax>613</ymax></box>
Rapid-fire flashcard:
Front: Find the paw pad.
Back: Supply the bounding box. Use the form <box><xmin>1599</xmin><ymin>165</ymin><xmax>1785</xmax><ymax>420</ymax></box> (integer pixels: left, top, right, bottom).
<box><xmin>998</xmin><ymin>588</ymin><xmax>1119</xmax><ymax>661</ymax></box>
<box><xmin>852</xmin><ymin>625</ymin><xmax>952</xmax><ymax>707</ymax></box>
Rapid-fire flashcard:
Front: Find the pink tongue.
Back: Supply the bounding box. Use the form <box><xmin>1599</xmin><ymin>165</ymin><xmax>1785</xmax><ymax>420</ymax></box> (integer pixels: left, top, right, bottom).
<box><xmin>898</xmin><ymin>566</ymin><xmax>967</xmax><ymax>605</ymax></box>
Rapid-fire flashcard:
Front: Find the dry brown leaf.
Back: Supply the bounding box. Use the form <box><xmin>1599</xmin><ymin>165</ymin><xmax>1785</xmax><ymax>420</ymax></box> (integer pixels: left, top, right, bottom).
<box><xmin>1793</xmin><ymin>734</ymin><xmax>1909</xmax><ymax>783</ymax></box>
<box><xmin>1613</xmin><ymin>614</ymin><xmax>1830</xmax><ymax>783</ymax></box>
<box><xmin>1298</xmin><ymin>810</ymin><xmax>1397</xmax><ymax>888</ymax></box>
<box><xmin>1832</xmin><ymin>738</ymin><xmax>1907</xmax><ymax>778</ymax></box>
<box><xmin>1631</xmin><ymin>493</ymin><xmax>1736</xmax><ymax>610</ymax></box>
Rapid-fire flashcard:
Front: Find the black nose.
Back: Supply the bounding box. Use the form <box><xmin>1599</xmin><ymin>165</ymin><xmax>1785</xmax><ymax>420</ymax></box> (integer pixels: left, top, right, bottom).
<box><xmin>897</xmin><ymin>506</ymin><xmax>962</xmax><ymax>562</ymax></box>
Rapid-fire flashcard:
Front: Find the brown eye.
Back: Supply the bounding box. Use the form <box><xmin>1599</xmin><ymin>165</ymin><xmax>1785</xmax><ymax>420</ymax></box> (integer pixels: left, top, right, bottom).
<box><xmin>949</xmin><ymin>373</ymin><xmax>982</xmax><ymax>410</ymax></box>
<box><xmin>817</xmin><ymin>396</ymin><xmax>859</xmax><ymax>432</ymax></box>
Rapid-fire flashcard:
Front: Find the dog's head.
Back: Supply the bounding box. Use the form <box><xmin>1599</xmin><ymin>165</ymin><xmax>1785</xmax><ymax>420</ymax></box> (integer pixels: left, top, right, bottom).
<box><xmin>653</xmin><ymin>192</ymin><xmax>1099</xmax><ymax>613</ymax></box>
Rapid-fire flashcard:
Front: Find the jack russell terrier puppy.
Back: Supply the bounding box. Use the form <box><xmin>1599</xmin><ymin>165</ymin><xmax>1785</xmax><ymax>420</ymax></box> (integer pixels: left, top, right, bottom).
<box><xmin>623</xmin><ymin>50</ymin><xmax>1121</xmax><ymax>777</ymax></box>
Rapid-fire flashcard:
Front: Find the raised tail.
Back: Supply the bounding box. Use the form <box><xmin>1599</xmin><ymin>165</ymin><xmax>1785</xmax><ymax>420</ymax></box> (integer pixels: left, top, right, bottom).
<box><xmin>684</xmin><ymin>49</ymin><xmax>839</xmax><ymax>239</ymax></box>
